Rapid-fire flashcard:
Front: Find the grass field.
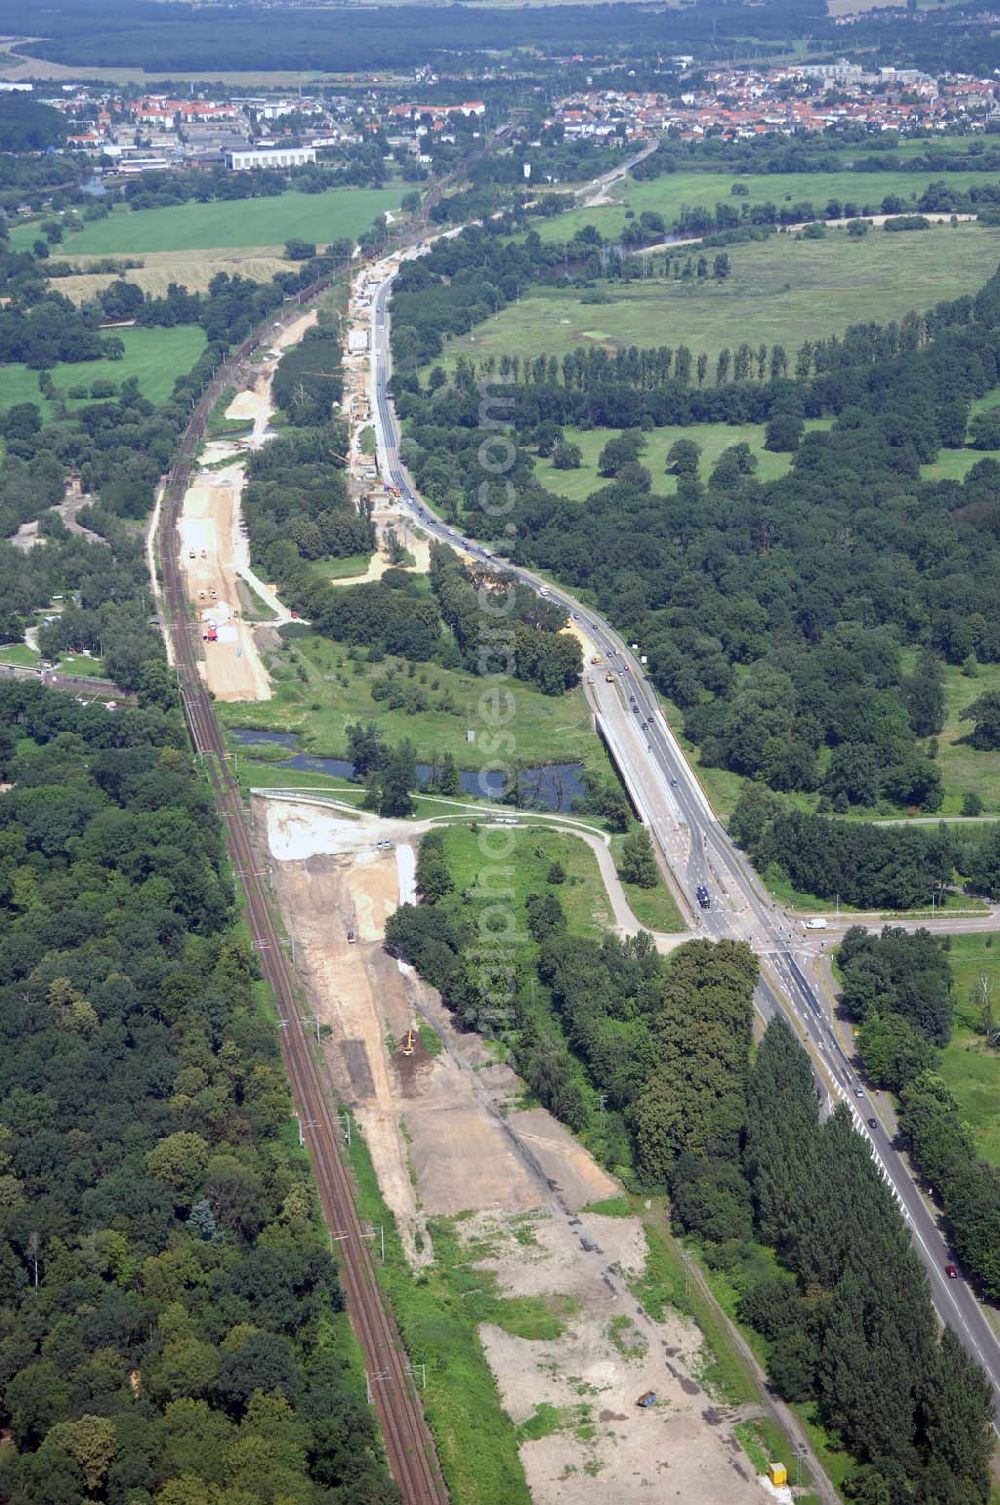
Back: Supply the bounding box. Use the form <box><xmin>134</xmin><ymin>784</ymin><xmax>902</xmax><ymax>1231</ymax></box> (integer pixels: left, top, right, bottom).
<box><xmin>309</xmin><ymin>552</ymin><xmax>373</xmax><ymax>581</ymax></box>
<box><xmin>0</xmin><ymin>643</ymin><xmax>39</xmax><ymax>667</ymax></box>
<box><xmin>535</xmin><ymin>418</ymin><xmax>833</xmax><ymax>502</ymax></box>
<box><xmin>444</xmin><ymin>224</ymin><xmax>1000</xmax><ymax>374</ymax></box>
<box><xmin>931</xmin><ymin>659</ymin><xmax>1000</xmax><ymax>815</ymax></box>
<box><xmin>57</xmin><ymin>652</ymin><xmax>105</xmax><ymax>677</ymax></box>
<box><xmin>921</xmin><ymin>389</ymin><xmax>1000</xmax><ymax>482</ymax></box>
<box><xmin>220</xmin><ymin>631</ymin><xmax>603</xmax><ymax>773</ymax></box>
<box><xmin>922</xmin><ymin>446</ymin><xmax>997</xmax><ymax>482</ymax></box>
<box><xmin>0</xmin><ymin>324</ymin><xmax>206</xmax><ymax>418</ymax></box>
<box><xmin>438</xmin><ymin>822</ymin><xmax>613</xmax><ymax>939</ymax></box>
<box><xmin>938</xmin><ymin>934</ymin><xmax>1000</xmax><ymax>1167</ymax></box>
<box><xmin>533</xmin><ymin>166</ymin><xmax>1000</xmax><ymax>244</ymax></box>
<box><xmin>14</xmin><ymin>186</ymin><xmax>407</xmax><ymax>256</ymax></box>
<box><xmin>607</xmin><ymin>831</ymin><xmax>685</xmax><ymax>931</ymax></box>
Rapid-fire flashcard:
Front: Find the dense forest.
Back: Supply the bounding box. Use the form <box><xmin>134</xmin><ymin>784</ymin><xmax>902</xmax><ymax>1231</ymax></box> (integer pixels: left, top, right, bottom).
<box><xmin>838</xmin><ymin>926</ymin><xmax>1000</xmax><ymax>1306</ymax></box>
<box><xmin>391</xmin><ymin>225</ymin><xmax>1000</xmax><ymax>834</ymax></box>
<box><xmin>13</xmin><ymin>0</ymin><xmax>1000</xmax><ymax>77</ymax></box>
<box><xmin>0</xmin><ymin>681</ymin><xmax>394</xmax><ymax>1504</ymax></box>
<box><xmin>0</xmin><ymin>95</ymin><xmax>66</xmax><ymax>154</ymax></box>
<box><xmin>388</xmin><ymin>837</ymin><xmax>996</xmax><ymax>1505</ymax></box>
<box><xmin>1</xmin><ymin>0</ymin><xmax>825</xmax><ymax>72</ymax></box>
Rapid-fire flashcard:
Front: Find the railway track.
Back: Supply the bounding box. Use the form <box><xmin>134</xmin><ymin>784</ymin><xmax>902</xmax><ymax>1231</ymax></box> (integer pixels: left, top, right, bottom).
<box><xmin>156</xmin><ymin>286</ymin><xmax>448</xmax><ymax>1505</ymax></box>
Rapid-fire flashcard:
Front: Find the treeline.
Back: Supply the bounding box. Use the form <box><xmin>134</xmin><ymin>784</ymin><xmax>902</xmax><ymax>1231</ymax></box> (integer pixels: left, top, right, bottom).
<box><xmin>242</xmin><ymin>426</ymin><xmax>583</xmax><ymax>689</ymax></box>
<box><xmin>840</xmin><ymin>924</ymin><xmax>953</xmax><ymax>1047</ymax></box>
<box><xmin>633</xmin><ymin>130</ymin><xmax>1000</xmax><ymax>184</ymax></box>
<box><xmin>8</xmin><ymin>0</ymin><xmax>827</xmax><ymax>72</ymax></box>
<box><xmin>0</xmin><ymin>384</ymin><xmax>202</xmax><ymax>685</ymax></box>
<box><xmin>0</xmin><ymin>291</ymin><xmax>110</xmax><ymax>368</ymax></box>
<box><xmin>0</xmin><ymin>230</ymin><xmax>359</xmax><ymax>673</ymax></box>
<box><xmin>0</xmin><ymin>93</ymin><xmax>66</xmax><ymax>152</ymax></box>
<box><xmin>0</xmin><ymin>681</ymin><xmax>394</xmax><ymax>1504</ymax></box>
<box><xmin>243</xmin><ymin>423</ymin><xmax>373</xmax><ymax>575</ymax></box>
<box><xmin>731</xmin><ymin>784</ymin><xmax>1000</xmax><ymax>908</ymax></box>
<box><xmin>840</xmin><ymin>925</ymin><xmax>1000</xmax><ymax>1305</ymax></box>
<box><xmin>730</xmin><ymin>790</ymin><xmax>954</xmax><ymax>910</ymax></box>
<box><xmin>0</xmin><ymin>152</ymin><xmax>92</xmax><ymax>214</ymax></box>
<box><xmin>0</xmin><ymin>352</ymin><xmax>235</xmax><ymax>680</ymax></box>
<box><xmin>542</xmin><ymin>933</ymin><xmax>755</xmax><ymax>1180</ymax></box>
<box><xmin>271</xmin><ymin>324</ymin><xmax>344</xmax><ymax>428</ymax></box>
<box><xmin>430</xmin><ymin>544</ymin><xmax>581</xmax><ymax>695</ymax></box>
<box><xmin>733</xmin><ymin>1021</ymin><xmax>993</xmax><ymax>1505</ymax></box>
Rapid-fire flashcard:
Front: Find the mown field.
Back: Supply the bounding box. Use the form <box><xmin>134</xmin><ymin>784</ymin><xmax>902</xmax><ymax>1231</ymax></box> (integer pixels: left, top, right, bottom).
<box><xmin>533</xmin><ymin>164</ymin><xmax>1000</xmax><ymax>243</ymax></box>
<box><xmin>13</xmin><ymin>185</ymin><xmax>406</xmax><ymax>255</ymax></box>
<box><xmin>442</xmin><ymin>223</ymin><xmax>1000</xmax><ymax>373</ymax></box>
<box><xmin>534</xmin><ymin>418</ymin><xmax>834</xmax><ymax>502</ymax></box>
<box><xmin>1</xmin><ymin>323</ymin><xmax>206</xmax><ymax>417</ymax></box>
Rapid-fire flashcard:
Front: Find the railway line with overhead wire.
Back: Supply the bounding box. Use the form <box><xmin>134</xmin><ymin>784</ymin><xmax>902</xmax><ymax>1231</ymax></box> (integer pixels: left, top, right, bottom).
<box><xmin>155</xmin><ymin>278</ymin><xmax>448</xmax><ymax>1505</ymax></box>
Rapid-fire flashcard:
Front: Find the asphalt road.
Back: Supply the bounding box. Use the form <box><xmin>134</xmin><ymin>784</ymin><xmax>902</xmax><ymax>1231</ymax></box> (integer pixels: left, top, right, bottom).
<box><xmin>365</xmin><ymin>253</ymin><xmax>1000</xmax><ymax>1428</ymax></box>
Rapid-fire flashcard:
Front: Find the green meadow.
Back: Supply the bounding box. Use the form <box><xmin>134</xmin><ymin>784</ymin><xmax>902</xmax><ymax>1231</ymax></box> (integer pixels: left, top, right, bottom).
<box><xmin>531</xmin><ymin>165</ymin><xmax>1000</xmax><ymax>243</ymax></box>
<box><xmin>1</xmin><ymin>324</ymin><xmax>207</xmax><ymax>418</ymax></box>
<box><xmin>938</xmin><ymin>933</ymin><xmax>1000</xmax><ymax>1168</ymax></box>
<box><xmin>534</xmin><ymin>418</ymin><xmax>833</xmax><ymax>503</ymax></box>
<box><xmin>442</xmin><ymin>224</ymin><xmax>1000</xmax><ymax>374</ymax></box>
<box><xmin>13</xmin><ymin>186</ymin><xmax>407</xmax><ymax>255</ymax></box>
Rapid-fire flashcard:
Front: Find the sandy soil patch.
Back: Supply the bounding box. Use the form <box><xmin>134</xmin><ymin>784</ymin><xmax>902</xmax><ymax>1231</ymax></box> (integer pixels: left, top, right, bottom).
<box><xmin>264</xmin><ymin>800</ymin><xmax>369</xmax><ymax>861</ymax></box>
<box><xmin>404</xmin><ymin>1060</ymin><xmax>543</xmax><ymax>1217</ymax></box>
<box><xmin>509</xmin><ymin>1107</ymin><xmax>619</xmax><ymax>1208</ymax></box>
<box><xmin>271</xmin><ymin>308</ymin><xmax>318</xmax><ymax>355</ymax></box>
<box><xmin>177</xmin><ymin>464</ymin><xmax>271</xmax><ymax>701</ymax></box>
<box><xmin>226</xmin><ymin>388</ymin><xmax>264</xmax><ymax>422</ymax></box>
<box><xmin>346</xmin><ymin>849</ymin><xmax>398</xmax><ymax>941</ymax></box>
<box><xmin>175</xmin><ymin>312</ymin><xmax>322</xmax><ymax>661</ymax></box>
<box><xmin>262</xmin><ymin>801</ymin><xmax>542</xmax><ymax>1230</ymax></box>
<box><xmin>265</xmin><ymin>836</ymin><xmax>427</xmax><ymax>1259</ymax></box>
<box><xmin>463</xmin><ymin>1211</ymin><xmax>762</xmax><ymax>1505</ymax></box>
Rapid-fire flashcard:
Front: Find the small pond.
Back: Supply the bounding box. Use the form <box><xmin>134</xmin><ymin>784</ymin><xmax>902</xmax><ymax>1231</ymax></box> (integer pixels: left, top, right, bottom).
<box><xmin>228</xmin><ymin>727</ymin><xmax>585</xmax><ymax>812</ymax></box>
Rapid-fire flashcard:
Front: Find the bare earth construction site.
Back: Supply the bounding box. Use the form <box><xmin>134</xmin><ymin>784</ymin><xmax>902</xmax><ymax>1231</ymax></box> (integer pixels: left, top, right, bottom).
<box><xmin>175</xmin><ymin>310</ymin><xmax>316</xmax><ymax>701</ymax></box>
<box><xmin>258</xmin><ymin>793</ymin><xmax>773</xmax><ymax>1505</ymax></box>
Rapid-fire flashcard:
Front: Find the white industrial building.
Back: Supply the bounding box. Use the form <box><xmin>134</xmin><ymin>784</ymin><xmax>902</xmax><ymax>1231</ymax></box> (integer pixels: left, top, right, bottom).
<box><xmin>225</xmin><ymin>145</ymin><xmax>316</xmax><ymax>171</ymax></box>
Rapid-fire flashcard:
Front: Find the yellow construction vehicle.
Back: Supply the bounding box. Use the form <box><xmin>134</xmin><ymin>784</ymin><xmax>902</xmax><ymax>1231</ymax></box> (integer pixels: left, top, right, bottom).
<box><xmin>401</xmin><ymin>1027</ymin><xmax>416</xmax><ymax>1057</ymax></box>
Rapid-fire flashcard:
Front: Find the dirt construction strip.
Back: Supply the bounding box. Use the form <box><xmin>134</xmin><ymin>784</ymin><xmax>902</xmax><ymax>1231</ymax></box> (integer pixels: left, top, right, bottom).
<box><xmin>175</xmin><ymin>309</ymin><xmax>317</xmax><ymax>700</ymax></box>
<box><xmin>258</xmin><ymin>793</ymin><xmax>812</xmax><ymax>1504</ymax></box>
